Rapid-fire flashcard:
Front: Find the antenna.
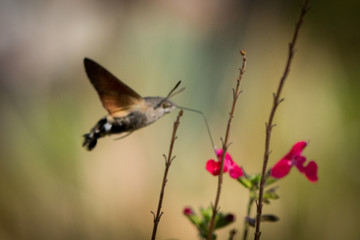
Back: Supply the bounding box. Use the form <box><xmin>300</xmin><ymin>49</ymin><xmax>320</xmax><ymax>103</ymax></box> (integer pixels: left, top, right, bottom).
<box><xmin>166</xmin><ymin>80</ymin><xmax>182</xmax><ymax>99</ymax></box>
<box><xmin>155</xmin><ymin>81</ymin><xmax>182</xmax><ymax>109</ymax></box>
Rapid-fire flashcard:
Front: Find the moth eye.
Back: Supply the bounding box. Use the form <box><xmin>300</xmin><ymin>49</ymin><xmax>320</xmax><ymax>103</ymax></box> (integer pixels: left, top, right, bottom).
<box><xmin>162</xmin><ymin>102</ymin><xmax>172</xmax><ymax>109</ymax></box>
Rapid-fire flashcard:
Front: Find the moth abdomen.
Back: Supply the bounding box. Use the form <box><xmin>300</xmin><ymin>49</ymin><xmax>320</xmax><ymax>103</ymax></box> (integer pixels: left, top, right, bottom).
<box><xmin>83</xmin><ymin>112</ymin><xmax>148</xmax><ymax>151</ymax></box>
<box><xmin>83</xmin><ymin>117</ymin><xmax>108</xmax><ymax>151</ymax></box>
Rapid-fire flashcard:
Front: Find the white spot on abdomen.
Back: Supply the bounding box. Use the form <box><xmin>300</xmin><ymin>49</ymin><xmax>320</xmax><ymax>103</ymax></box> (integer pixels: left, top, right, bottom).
<box><xmin>104</xmin><ymin>122</ymin><xmax>112</xmax><ymax>131</ymax></box>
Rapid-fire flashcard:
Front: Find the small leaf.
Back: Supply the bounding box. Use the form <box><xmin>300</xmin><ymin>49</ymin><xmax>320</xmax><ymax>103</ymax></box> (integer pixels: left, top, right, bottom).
<box><xmin>265</xmin><ymin>176</ymin><xmax>278</xmax><ymax>186</ymax></box>
<box><xmin>261</xmin><ymin>214</ymin><xmax>279</xmax><ymax>222</ymax></box>
<box><xmin>263</xmin><ymin>187</ymin><xmax>280</xmax><ymax>200</ymax></box>
<box><xmin>238</xmin><ymin>177</ymin><xmax>252</xmax><ymax>189</ymax></box>
<box><xmin>245</xmin><ymin>216</ymin><xmax>256</xmax><ymax>227</ymax></box>
<box><xmin>265</xmin><ymin>186</ymin><xmax>279</xmax><ymax>193</ymax></box>
<box><xmin>262</xmin><ymin>197</ymin><xmax>271</xmax><ymax>204</ymax></box>
<box><xmin>244</xmin><ymin>214</ymin><xmax>279</xmax><ymax>227</ymax></box>
<box><xmin>186</xmin><ymin>214</ymin><xmax>203</xmax><ymax>227</ymax></box>
<box><xmin>199</xmin><ymin>222</ymin><xmax>209</xmax><ymax>237</ymax></box>
<box><xmin>215</xmin><ymin>213</ymin><xmax>235</xmax><ymax>229</ymax></box>
<box><xmin>249</xmin><ymin>174</ymin><xmax>262</xmax><ymax>186</ymax></box>
<box><xmin>200</xmin><ymin>207</ymin><xmax>213</xmax><ymax>223</ymax></box>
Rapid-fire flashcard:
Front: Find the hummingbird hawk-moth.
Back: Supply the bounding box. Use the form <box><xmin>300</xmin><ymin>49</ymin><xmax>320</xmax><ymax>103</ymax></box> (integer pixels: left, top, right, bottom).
<box><xmin>82</xmin><ymin>58</ymin><xmax>182</xmax><ymax>151</ymax></box>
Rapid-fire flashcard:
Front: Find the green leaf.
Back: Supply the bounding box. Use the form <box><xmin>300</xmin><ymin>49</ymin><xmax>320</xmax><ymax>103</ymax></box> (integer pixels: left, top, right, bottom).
<box><xmin>265</xmin><ymin>176</ymin><xmax>278</xmax><ymax>186</ymax></box>
<box><xmin>244</xmin><ymin>214</ymin><xmax>279</xmax><ymax>228</ymax></box>
<box><xmin>245</xmin><ymin>216</ymin><xmax>256</xmax><ymax>227</ymax></box>
<box><xmin>200</xmin><ymin>207</ymin><xmax>213</xmax><ymax>223</ymax></box>
<box><xmin>261</xmin><ymin>214</ymin><xmax>279</xmax><ymax>222</ymax></box>
<box><xmin>249</xmin><ymin>174</ymin><xmax>262</xmax><ymax>188</ymax></box>
<box><xmin>215</xmin><ymin>213</ymin><xmax>235</xmax><ymax>229</ymax></box>
<box><xmin>263</xmin><ymin>187</ymin><xmax>280</xmax><ymax>200</ymax></box>
<box><xmin>238</xmin><ymin>177</ymin><xmax>252</xmax><ymax>189</ymax></box>
<box><xmin>186</xmin><ymin>214</ymin><xmax>203</xmax><ymax>227</ymax></box>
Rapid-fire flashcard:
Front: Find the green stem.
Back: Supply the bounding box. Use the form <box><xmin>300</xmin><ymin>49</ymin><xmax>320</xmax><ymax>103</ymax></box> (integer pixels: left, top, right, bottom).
<box><xmin>243</xmin><ymin>194</ymin><xmax>255</xmax><ymax>240</ymax></box>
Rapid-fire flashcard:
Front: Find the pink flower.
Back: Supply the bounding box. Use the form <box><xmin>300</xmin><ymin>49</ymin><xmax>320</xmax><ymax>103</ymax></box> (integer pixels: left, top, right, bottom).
<box><xmin>271</xmin><ymin>141</ymin><xmax>318</xmax><ymax>182</ymax></box>
<box><xmin>183</xmin><ymin>207</ymin><xmax>194</xmax><ymax>216</ymax></box>
<box><xmin>206</xmin><ymin>149</ymin><xmax>244</xmax><ymax>179</ymax></box>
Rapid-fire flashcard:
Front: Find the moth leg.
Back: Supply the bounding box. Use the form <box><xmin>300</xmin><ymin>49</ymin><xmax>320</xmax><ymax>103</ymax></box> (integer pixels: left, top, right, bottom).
<box><xmin>113</xmin><ymin>131</ymin><xmax>134</xmax><ymax>141</ymax></box>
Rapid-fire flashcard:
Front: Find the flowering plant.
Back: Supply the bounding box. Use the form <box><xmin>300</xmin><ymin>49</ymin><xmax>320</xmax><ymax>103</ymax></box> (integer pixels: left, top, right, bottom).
<box><xmin>183</xmin><ymin>206</ymin><xmax>235</xmax><ymax>239</ymax></box>
<box><xmin>153</xmin><ymin>2</ymin><xmax>317</xmax><ymax>239</ymax></box>
<box><xmin>184</xmin><ymin>143</ymin><xmax>318</xmax><ymax>239</ymax></box>
<box><xmin>271</xmin><ymin>141</ymin><xmax>318</xmax><ymax>182</ymax></box>
<box><xmin>206</xmin><ymin>149</ymin><xmax>244</xmax><ymax>179</ymax></box>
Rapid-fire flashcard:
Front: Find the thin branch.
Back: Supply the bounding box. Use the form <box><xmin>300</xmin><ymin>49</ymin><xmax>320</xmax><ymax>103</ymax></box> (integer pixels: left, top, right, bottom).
<box><xmin>229</xmin><ymin>229</ymin><xmax>237</xmax><ymax>240</ymax></box>
<box><xmin>151</xmin><ymin>110</ymin><xmax>183</xmax><ymax>240</ymax></box>
<box><xmin>206</xmin><ymin>50</ymin><xmax>247</xmax><ymax>240</ymax></box>
<box><xmin>254</xmin><ymin>1</ymin><xmax>309</xmax><ymax>239</ymax></box>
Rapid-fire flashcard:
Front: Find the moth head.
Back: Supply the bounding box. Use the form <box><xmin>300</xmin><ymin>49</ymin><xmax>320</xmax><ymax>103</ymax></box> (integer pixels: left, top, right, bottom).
<box><xmin>159</xmin><ymin>99</ymin><xmax>177</xmax><ymax>113</ymax></box>
<box><xmin>145</xmin><ymin>97</ymin><xmax>177</xmax><ymax>114</ymax></box>
<box><xmin>154</xmin><ymin>81</ymin><xmax>183</xmax><ymax>110</ymax></box>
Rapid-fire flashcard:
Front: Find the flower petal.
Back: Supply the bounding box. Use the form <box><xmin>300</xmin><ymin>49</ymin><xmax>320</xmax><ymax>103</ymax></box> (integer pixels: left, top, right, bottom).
<box><xmin>271</xmin><ymin>159</ymin><xmax>292</xmax><ymax>178</ymax></box>
<box><xmin>293</xmin><ymin>155</ymin><xmax>306</xmax><ymax>172</ymax></box>
<box><xmin>208</xmin><ymin>149</ymin><xmax>244</xmax><ymax>179</ymax></box>
<box><xmin>303</xmin><ymin>161</ymin><xmax>318</xmax><ymax>183</ymax></box>
<box><xmin>215</xmin><ymin>149</ymin><xmax>223</xmax><ymax>159</ymax></box>
<box><xmin>216</xmin><ymin>149</ymin><xmax>233</xmax><ymax>162</ymax></box>
<box><xmin>290</xmin><ymin>141</ymin><xmax>307</xmax><ymax>155</ymax></box>
<box><xmin>206</xmin><ymin>159</ymin><xmax>221</xmax><ymax>176</ymax></box>
<box><xmin>216</xmin><ymin>149</ymin><xmax>231</xmax><ymax>172</ymax></box>
<box><xmin>229</xmin><ymin>165</ymin><xmax>244</xmax><ymax>179</ymax></box>
<box><xmin>284</xmin><ymin>141</ymin><xmax>307</xmax><ymax>160</ymax></box>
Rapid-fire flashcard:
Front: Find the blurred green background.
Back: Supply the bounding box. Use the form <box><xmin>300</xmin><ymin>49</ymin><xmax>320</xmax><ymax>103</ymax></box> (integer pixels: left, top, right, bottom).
<box><xmin>1</xmin><ymin>0</ymin><xmax>359</xmax><ymax>239</ymax></box>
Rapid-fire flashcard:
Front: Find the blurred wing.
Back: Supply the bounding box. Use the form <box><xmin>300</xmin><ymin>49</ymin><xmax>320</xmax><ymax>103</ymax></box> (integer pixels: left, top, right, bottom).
<box><xmin>84</xmin><ymin>58</ymin><xmax>144</xmax><ymax>114</ymax></box>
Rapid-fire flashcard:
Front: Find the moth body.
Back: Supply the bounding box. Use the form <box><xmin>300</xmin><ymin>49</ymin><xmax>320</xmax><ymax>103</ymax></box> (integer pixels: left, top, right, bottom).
<box><xmin>82</xmin><ymin>57</ymin><xmax>180</xmax><ymax>151</ymax></box>
<box><xmin>83</xmin><ymin>97</ymin><xmax>176</xmax><ymax>150</ymax></box>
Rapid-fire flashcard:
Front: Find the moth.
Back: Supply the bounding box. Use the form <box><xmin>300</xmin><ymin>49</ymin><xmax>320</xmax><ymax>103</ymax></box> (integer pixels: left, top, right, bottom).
<box><xmin>82</xmin><ymin>58</ymin><xmax>182</xmax><ymax>151</ymax></box>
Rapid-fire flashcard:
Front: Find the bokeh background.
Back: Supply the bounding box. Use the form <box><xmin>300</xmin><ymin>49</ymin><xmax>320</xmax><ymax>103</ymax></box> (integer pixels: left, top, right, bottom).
<box><xmin>1</xmin><ymin>0</ymin><xmax>359</xmax><ymax>239</ymax></box>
